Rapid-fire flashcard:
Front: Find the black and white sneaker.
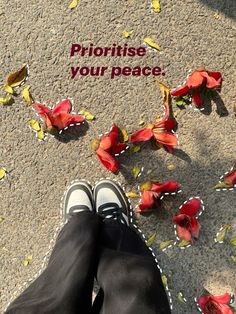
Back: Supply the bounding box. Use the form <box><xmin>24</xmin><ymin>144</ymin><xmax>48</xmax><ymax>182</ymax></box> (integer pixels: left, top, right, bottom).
<box><xmin>94</xmin><ymin>179</ymin><xmax>130</xmax><ymax>226</ymax></box>
<box><xmin>63</xmin><ymin>181</ymin><xmax>94</xmax><ymax>222</ymax></box>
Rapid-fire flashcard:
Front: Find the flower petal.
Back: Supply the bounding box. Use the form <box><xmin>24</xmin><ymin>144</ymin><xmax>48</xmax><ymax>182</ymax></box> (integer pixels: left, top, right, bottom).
<box><xmin>96</xmin><ymin>147</ymin><xmax>119</xmax><ymax>173</ymax></box>
<box><xmin>139</xmin><ymin>190</ymin><xmax>155</xmax><ymax>210</ymax></box>
<box><xmin>32</xmin><ymin>103</ymin><xmax>51</xmax><ymax>115</ymax></box>
<box><xmin>52</xmin><ymin>99</ymin><xmax>72</xmax><ymax>114</ymax></box>
<box><xmin>100</xmin><ymin>132</ymin><xmax>118</xmax><ymax>151</ymax></box>
<box><xmin>190</xmin><ymin>217</ymin><xmax>200</xmax><ymax>238</ymax></box>
<box><xmin>224</xmin><ymin>170</ymin><xmax>236</xmax><ymax>186</ymax></box>
<box><xmin>67</xmin><ymin>114</ymin><xmax>85</xmax><ymax>125</ymax></box>
<box><xmin>171</xmin><ymin>85</ymin><xmax>190</xmax><ymax>97</ymax></box>
<box><xmin>151</xmin><ymin>180</ymin><xmax>180</xmax><ymax>193</ymax></box>
<box><xmin>157</xmin><ymin>119</ymin><xmax>176</xmax><ymax>131</ymax></box>
<box><xmin>187</xmin><ymin>71</ymin><xmax>205</xmax><ymax>88</ymax></box>
<box><xmin>131</xmin><ymin>128</ymin><xmax>153</xmax><ymax>143</ymax></box>
<box><xmin>111</xmin><ymin>142</ymin><xmax>127</xmax><ymax>155</ymax></box>
<box><xmin>192</xmin><ymin>92</ymin><xmax>204</xmax><ymax>106</ymax></box>
<box><xmin>153</xmin><ymin>131</ymin><xmax>178</xmax><ymax>152</ymax></box>
<box><xmin>197</xmin><ymin>295</ymin><xmax>210</xmax><ymax>309</ymax></box>
<box><xmin>210</xmin><ymin>293</ymin><xmax>231</xmax><ymax>305</ymax></box>
<box><xmin>176</xmin><ymin>224</ymin><xmax>192</xmax><ymax>241</ymax></box>
<box><xmin>179</xmin><ymin>198</ymin><xmax>201</xmax><ymax>216</ymax></box>
<box><xmin>202</xmin><ymin>71</ymin><xmax>222</xmax><ymax>89</ymax></box>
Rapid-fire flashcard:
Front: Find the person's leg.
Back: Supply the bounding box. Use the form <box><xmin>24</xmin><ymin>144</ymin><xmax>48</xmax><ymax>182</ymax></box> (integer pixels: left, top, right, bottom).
<box><xmin>6</xmin><ymin>181</ymin><xmax>101</xmax><ymax>314</ymax></box>
<box><xmin>92</xmin><ymin>179</ymin><xmax>171</xmax><ymax>314</ymax></box>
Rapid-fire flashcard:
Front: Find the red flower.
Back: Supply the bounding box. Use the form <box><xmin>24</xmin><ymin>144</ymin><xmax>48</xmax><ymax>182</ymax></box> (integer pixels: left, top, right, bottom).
<box><xmin>32</xmin><ymin>99</ymin><xmax>85</xmax><ymax>131</ymax></box>
<box><xmin>131</xmin><ymin>101</ymin><xmax>178</xmax><ymax>152</ymax></box>
<box><xmin>92</xmin><ymin>124</ymin><xmax>128</xmax><ymax>174</ymax></box>
<box><xmin>197</xmin><ymin>292</ymin><xmax>233</xmax><ymax>314</ymax></box>
<box><xmin>138</xmin><ymin>180</ymin><xmax>180</xmax><ymax>213</ymax></box>
<box><xmin>171</xmin><ymin>68</ymin><xmax>222</xmax><ymax>107</ymax></box>
<box><xmin>173</xmin><ymin>198</ymin><xmax>201</xmax><ymax>242</ymax></box>
<box><xmin>223</xmin><ymin>169</ymin><xmax>236</xmax><ymax>187</ymax></box>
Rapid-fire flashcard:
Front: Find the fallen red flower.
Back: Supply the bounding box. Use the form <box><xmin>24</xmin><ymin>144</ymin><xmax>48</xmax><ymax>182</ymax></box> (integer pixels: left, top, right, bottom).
<box><xmin>32</xmin><ymin>99</ymin><xmax>85</xmax><ymax>132</ymax></box>
<box><xmin>138</xmin><ymin>180</ymin><xmax>180</xmax><ymax>213</ymax></box>
<box><xmin>173</xmin><ymin>198</ymin><xmax>201</xmax><ymax>242</ymax></box>
<box><xmin>171</xmin><ymin>67</ymin><xmax>222</xmax><ymax>107</ymax></box>
<box><xmin>131</xmin><ymin>101</ymin><xmax>178</xmax><ymax>152</ymax></box>
<box><xmin>92</xmin><ymin>124</ymin><xmax>128</xmax><ymax>174</ymax></box>
<box><xmin>197</xmin><ymin>292</ymin><xmax>233</xmax><ymax>314</ymax></box>
<box><xmin>223</xmin><ymin>169</ymin><xmax>236</xmax><ymax>187</ymax></box>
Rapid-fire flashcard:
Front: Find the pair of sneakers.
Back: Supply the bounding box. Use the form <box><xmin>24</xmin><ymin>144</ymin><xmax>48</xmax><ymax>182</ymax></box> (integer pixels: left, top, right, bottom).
<box><xmin>64</xmin><ymin>179</ymin><xmax>131</xmax><ymax>226</ymax></box>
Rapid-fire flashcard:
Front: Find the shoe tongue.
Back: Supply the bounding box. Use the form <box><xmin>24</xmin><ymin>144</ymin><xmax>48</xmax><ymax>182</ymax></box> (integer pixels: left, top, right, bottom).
<box><xmin>98</xmin><ymin>202</ymin><xmax>119</xmax><ymax>211</ymax></box>
<box><xmin>69</xmin><ymin>205</ymin><xmax>90</xmax><ymax>213</ymax></box>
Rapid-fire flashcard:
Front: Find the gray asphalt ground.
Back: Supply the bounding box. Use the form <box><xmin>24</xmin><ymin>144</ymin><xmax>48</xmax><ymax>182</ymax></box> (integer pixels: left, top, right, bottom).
<box><xmin>0</xmin><ymin>0</ymin><xmax>236</xmax><ymax>313</ymax></box>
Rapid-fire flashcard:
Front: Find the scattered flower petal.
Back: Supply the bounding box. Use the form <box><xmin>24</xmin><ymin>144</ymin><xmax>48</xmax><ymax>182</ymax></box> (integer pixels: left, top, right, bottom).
<box><xmin>3</xmin><ymin>84</ymin><xmax>14</xmax><ymax>94</ymax></box>
<box><xmin>152</xmin><ymin>0</ymin><xmax>161</xmax><ymax>13</ymax></box>
<box><xmin>230</xmin><ymin>255</ymin><xmax>236</xmax><ymax>264</ymax></box>
<box><xmin>7</xmin><ymin>65</ymin><xmax>28</xmax><ymax>88</ymax></box>
<box><xmin>120</xmin><ymin>128</ymin><xmax>129</xmax><ymax>142</ymax></box>
<box><xmin>229</xmin><ymin>237</ymin><xmax>236</xmax><ymax>246</ymax></box>
<box><xmin>144</xmin><ymin>37</ymin><xmax>161</xmax><ymax>51</ymax></box>
<box><xmin>159</xmin><ymin>240</ymin><xmax>174</xmax><ymax>250</ymax></box>
<box><xmin>21</xmin><ymin>84</ymin><xmax>33</xmax><ymax>105</ymax></box>
<box><xmin>178</xmin><ymin>239</ymin><xmax>190</xmax><ymax>247</ymax></box>
<box><xmin>0</xmin><ymin>168</ymin><xmax>6</xmax><ymax>181</ymax></box>
<box><xmin>126</xmin><ymin>191</ymin><xmax>140</xmax><ymax>198</ymax></box>
<box><xmin>162</xmin><ymin>275</ymin><xmax>168</xmax><ymax>286</ymax></box>
<box><xmin>37</xmin><ymin>129</ymin><xmax>45</xmax><ymax>141</ymax></box>
<box><xmin>215</xmin><ymin>224</ymin><xmax>231</xmax><ymax>243</ymax></box>
<box><xmin>130</xmin><ymin>145</ymin><xmax>141</xmax><ymax>153</ymax></box>
<box><xmin>133</xmin><ymin>166</ymin><xmax>141</xmax><ymax>178</ymax></box>
<box><xmin>22</xmin><ymin>259</ymin><xmax>29</xmax><ymax>267</ymax></box>
<box><xmin>29</xmin><ymin>119</ymin><xmax>41</xmax><ymax>132</ymax></box>
<box><xmin>146</xmin><ymin>232</ymin><xmax>157</xmax><ymax>246</ymax></box>
<box><xmin>0</xmin><ymin>216</ymin><xmax>5</xmax><ymax>222</ymax></box>
<box><xmin>177</xmin><ymin>292</ymin><xmax>187</xmax><ymax>304</ymax></box>
<box><xmin>167</xmin><ymin>164</ymin><xmax>176</xmax><ymax>171</ymax></box>
<box><xmin>68</xmin><ymin>0</ymin><xmax>78</xmax><ymax>9</ymax></box>
<box><xmin>122</xmin><ymin>30</ymin><xmax>132</xmax><ymax>38</ymax></box>
<box><xmin>78</xmin><ymin>109</ymin><xmax>94</xmax><ymax>121</ymax></box>
<box><xmin>138</xmin><ymin>120</ymin><xmax>145</xmax><ymax>126</ymax></box>
<box><xmin>0</xmin><ymin>95</ymin><xmax>14</xmax><ymax>105</ymax></box>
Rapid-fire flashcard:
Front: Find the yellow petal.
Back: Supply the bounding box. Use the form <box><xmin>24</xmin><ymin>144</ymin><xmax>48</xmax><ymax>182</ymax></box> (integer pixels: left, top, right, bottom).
<box><xmin>23</xmin><ymin>259</ymin><xmax>29</xmax><ymax>266</ymax></box>
<box><xmin>215</xmin><ymin>224</ymin><xmax>231</xmax><ymax>243</ymax></box>
<box><xmin>138</xmin><ymin>120</ymin><xmax>145</xmax><ymax>126</ymax></box>
<box><xmin>130</xmin><ymin>145</ymin><xmax>141</xmax><ymax>153</ymax></box>
<box><xmin>229</xmin><ymin>237</ymin><xmax>236</xmax><ymax>246</ymax></box>
<box><xmin>7</xmin><ymin>64</ymin><xmax>28</xmax><ymax>88</ymax></box>
<box><xmin>144</xmin><ymin>37</ymin><xmax>161</xmax><ymax>51</ymax></box>
<box><xmin>27</xmin><ymin>255</ymin><xmax>33</xmax><ymax>260</ymax></box>
<box><xmin>177</xmin><ymin>292</ymin><xmax>187</xmax><ymax>303</ymax></box>
<box><xmin>0</xmin><ymin>168</ymin><xmax>6</xmax><ymax>180</ymax></box>
<box><xmin>167</xmin><ymin>164</ymin><xmax>176</xmax><ymax>171</ymax></box>
<box><xmin>162</xmin><ymin>275</ymin><xmax>168</xmax><ymax>286</ymax></box>
<box><xmin>212</xmin><ymin>181</ymin><xmax>232</xmax><ymax>189</ymax></box>
<box><xmin>133</xmin><ymin>166</ymin><xmax>140</xmax><ymax>179</ymax></box>
<box><xmin>230</xmin><ymin>255</ymin><xmax>236</xmax><ymax>264</ymax></box>
<box><xmin>146</xmin><ymin>232</ymin><xmax>157</xmax><ymax>246</ymax></box>
<box><xmin>159</xmin><ymin>240</ymin><xmax>173</xmax><ymax>250</ymax></box>
<box><xmin>37</xmin><ymin>129</ymin><xmax>45</xmax><ymax>141</ymax></box>
<box><xmin>79</xmin><ymin>109</ymin><xmax>95</xmax><ymax>121</ymax></box>
<box><xmin>68</xmin><ymin>0</ymin><xmax>78</xmax><ymax>9</ymax></box>
<box><xmin>140</xmin><ymin>180</ymin><xmax>152</xmax><ymax>191</ymax></box>
<box><xmin>152</xmin><ymin>0</ymin><xmax>161</xmax><ymax>13</ymax></box>
<box><xmin>157</xmin><ymin>80</ymin><xmax>170</xmax><ymax>104</ymax></box>
<box><xmin>91</xmin><ymin>139</ymin><xmax>99</xmax><ymax>151</ymax></box>
<box><xmin>0</xmin><ymin>216</ymin><xmax>5</xmax><ymax>222</ymax></box>
<box><xmin>122</xmin><ymin>30</ymin><xmax>132</xmax><ymax>38</ymax></box>
<box><xmin>178</xmin><ymin>240</ymin><xmax>190</xmax><ymax>247</ymax></box>
<box><xmin>29</xmin><ymin>119</ymin><xmax>41</xmax><ymax>132</ymax></box>
<box><xmin>126</xmin><ymin>191</ymin><xmax>140</xmax><ymax>198</ymax></box>
<box><xmin>0</xmin><ymin>95</ymin><xmax>14</xmax><ymax>105</ymax></box>
<box><xmin>3</xmin><ymin>84</ymin><xmax>14</xmax><ymax>94</ymax></box>
<box><xmin>120</xmin><ymin>128</ymin><xmax>129</xmax><ymax>142</ymax></box>
<box><xmin>21</xmin><ymin>84</ymin><xmax>33</xmax><ymax>105</ymax></box>
<box><xmin>147</xmin><ymin>169</ymin><xmax>153</xmax><ymax>176</ymax></box>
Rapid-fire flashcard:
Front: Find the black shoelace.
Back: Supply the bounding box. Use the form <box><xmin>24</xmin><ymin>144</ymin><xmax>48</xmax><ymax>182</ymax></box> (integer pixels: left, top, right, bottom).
<box><xmin>98</xmin><ymin>202</ymin><xmax>127</xmax><ymax>225</ymax></box>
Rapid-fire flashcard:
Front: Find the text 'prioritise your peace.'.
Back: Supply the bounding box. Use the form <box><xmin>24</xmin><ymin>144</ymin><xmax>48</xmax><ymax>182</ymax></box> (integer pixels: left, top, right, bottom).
<box><xmin>70</xmin><ymin>43</ymin><xmax>165</xmax><ymax>80</ymax></box>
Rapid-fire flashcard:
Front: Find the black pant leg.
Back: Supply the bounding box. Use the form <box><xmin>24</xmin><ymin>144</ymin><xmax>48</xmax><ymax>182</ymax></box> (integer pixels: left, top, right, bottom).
<box><xmin>93</xmin><ymin>221</ymin><xmax>171</xmax><ymax>314</ymax></box>
<box><xmin>6</xmin><ymin>211</ymin><xmax>101</xmax><ymax>314</ymax></box>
